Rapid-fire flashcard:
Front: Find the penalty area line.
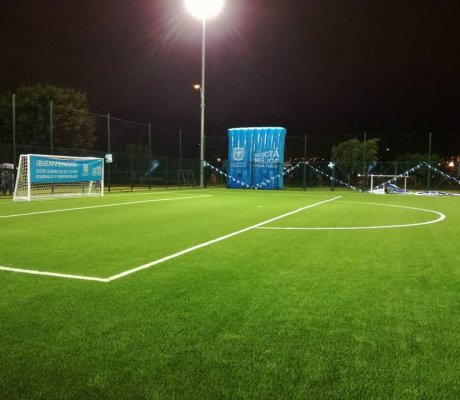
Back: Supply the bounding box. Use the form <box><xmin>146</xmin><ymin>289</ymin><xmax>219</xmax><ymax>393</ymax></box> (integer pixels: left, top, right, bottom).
<box><xmin>105</xmin><ymin>196</ymin><xmax>342</xmax><ymax>282</ymax></box>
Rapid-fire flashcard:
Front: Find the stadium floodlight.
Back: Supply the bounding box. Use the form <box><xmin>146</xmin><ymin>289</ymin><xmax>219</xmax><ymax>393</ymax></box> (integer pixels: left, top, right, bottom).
<box><xmin>184</xmin><ymin>0</ymin><xmax>224</xmax><ymax>187</ymax></box>
<box><xmin>13</xmin><ymin>154</ymin><xmax>104</xmax><ymax>201</ymax></box>
<box><xmin>184</xmin><ymin>0</ymin><xmax>224</xmax><ymax>20</ymax></box>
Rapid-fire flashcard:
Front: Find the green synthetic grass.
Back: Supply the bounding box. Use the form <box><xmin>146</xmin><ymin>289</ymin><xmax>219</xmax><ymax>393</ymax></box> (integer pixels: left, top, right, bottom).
<box><xmin>0</xmin><ymin>189</ymin><xmax>459</xmax><ymax>399</ymax></box>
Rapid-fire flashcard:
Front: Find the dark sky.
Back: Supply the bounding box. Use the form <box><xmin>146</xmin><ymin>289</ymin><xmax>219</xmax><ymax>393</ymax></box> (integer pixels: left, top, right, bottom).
<box><xmin>1</xmin><ymin>0</ymin><xmax>460</xmax><ymax>153</ymax></box>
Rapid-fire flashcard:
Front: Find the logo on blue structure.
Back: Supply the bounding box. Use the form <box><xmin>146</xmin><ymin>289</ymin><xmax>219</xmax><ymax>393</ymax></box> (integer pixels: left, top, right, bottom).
<box><xmin>233</xmin><ymin>147</ymin><xmax>245</xmax><ymax>161</ymax></box>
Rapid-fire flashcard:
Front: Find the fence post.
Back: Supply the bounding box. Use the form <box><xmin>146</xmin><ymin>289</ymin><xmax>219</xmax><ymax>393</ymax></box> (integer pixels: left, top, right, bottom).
<box><xmin>148</xmin><ymin>122</ymin><xmax>152</xmax><ymax>190</ymax></box>
<box><xmin>165</xmin><ymin>156</ymin><xmax>168</xmax><ymax>189</ymax></box>
<box><xmin>331</xmin><ymin>165</ymin><xmax>335</xmax><ymax>191</ymax></box>
<box><xmin>130</xmin><ymin>152</ymin><xmax>134</xmax><ymax>191</ymax></box>
<box><xmin>12</xmin><ymin>94</ymin><xmax>16</xmax><ymax>166</ymax></box>
<box><xmin>107</xmin><ymin>114</ymin><xmax>111</xmax><ymax>193</ymax></box>
<box><xmin>179</xmin><ymin>129</ymin><xmax>182</xmax><ymax>189</ymax></box>
<box><xmin>49</xmin><ymin>101</ymin><xmax>54</xmax><ymax>154</ymax></box>
<box><xmin>362</xmin><ymin>131</ymin><xmax>367</xmax><ymax>190</ymax></box>
<box><xmin>302</xmin><ymin>134</ymin><xmax>307</xmax><ymax>191</ymax></box>
<box><xmin>427</xmin><ymin>132</ymin><xmax>432</xmax><ymax>190</ymax></box>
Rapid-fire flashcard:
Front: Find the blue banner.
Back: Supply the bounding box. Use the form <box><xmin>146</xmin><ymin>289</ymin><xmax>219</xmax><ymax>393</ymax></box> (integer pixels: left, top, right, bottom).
<box><xmin>228</xmin><ymin>127</ymin><xmax>286</xmax><ymax>189</ymax></box>
<box><xmin>30</xmin><ymin>155</ymin><xmax>103</xmax><ymax>184</ymax></box>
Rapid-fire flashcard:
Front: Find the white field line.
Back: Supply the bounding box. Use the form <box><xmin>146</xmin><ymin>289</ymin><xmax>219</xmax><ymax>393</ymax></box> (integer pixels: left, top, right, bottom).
<box><xmin>0</xmin><ymin>190</ymin><xmax>205</xmax><ymax>206</ymax></box>
<box><xmin>194</xmin><ymin>189</ymin><xmax>335</xmax><ymax>197</ymax></box>
<box><xmin>104</xmin><ymin>190</ymin><xmax>202</xmax><ymax>197</ymax></box>
<box><xmin>0</xmin><ymin>265</ymin><xmax>109</xmax><ymax>282</ymax></box>
<box><xmin>257</xmin><ymin>202</ymin><xmax>446</xmax><ymax>230</ymax></box>
<box><xmin>0</xmin><ymin>196</ymin><xmax>340</xmax><ymax>282</ymax></box>
<box><xmin>0</xmin><ymin>194</ymin><xmax>212</xmax><ymax>219</ymax></box>
<box><xmin>104</xmin><ymin>196</ymin><xmax>342</xmax><ymax>282</ymax></box>
<box><xmin>104</xmin><ymin>191</ymin><xmax>173</xmax><ymax>197</ymax></box>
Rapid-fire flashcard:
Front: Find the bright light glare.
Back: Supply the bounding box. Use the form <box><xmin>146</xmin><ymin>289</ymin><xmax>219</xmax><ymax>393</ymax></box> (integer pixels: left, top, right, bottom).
<box><xmin>184</xmin><ymin>0</ymin><xmax>224</xmax><ymax>20</ymax></box>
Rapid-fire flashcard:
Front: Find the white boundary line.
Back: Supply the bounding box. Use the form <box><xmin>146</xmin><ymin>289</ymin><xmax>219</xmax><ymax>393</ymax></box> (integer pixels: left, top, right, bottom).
<box><xmin>0</xmin><ymin>194</ymin><xmax>212</xmax><ymax>219</ymax></box>
<box><xmin>0</xmin><ymin>266</ymin><xmax>109</xmax><ymax>282</ymax></box>
<box><xmin>257</xmin><ymin>202</ymin><xmax>446</xmax><ymax>230</ymax></box>
<box><xmin>0</xmin><ymin>190</ymin><xmax>206</xmax><ymax>206</ymax></box>
<box><xmin>104</xmin><ymin>190</ymin><xmax>203</xmax><ymax>197</ymax></box>
<box><xmin>0</xmin><ymin>196</ymin><xmax>341</xmax><ymax>283</ymax></box>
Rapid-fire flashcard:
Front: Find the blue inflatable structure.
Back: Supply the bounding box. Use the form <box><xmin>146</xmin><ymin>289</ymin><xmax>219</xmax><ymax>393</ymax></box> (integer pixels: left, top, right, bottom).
<box><xmin>227</xmin><ymin>127</ymin><xmax>286</xmax><ymax>190</ymax></box>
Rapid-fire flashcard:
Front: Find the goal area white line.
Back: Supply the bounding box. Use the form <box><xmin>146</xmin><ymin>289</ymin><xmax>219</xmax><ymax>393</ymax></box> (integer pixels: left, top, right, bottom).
<box><xmin>0</xmin><ymin>196</ymin><xmax>342</xmax><ymax>283</ymax></box>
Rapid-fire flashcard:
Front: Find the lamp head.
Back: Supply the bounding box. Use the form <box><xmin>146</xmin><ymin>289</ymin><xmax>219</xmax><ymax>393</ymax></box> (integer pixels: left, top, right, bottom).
<box><xmin>184</xmin><ymin>0</ymin><xmax>224</xmax><ymax>20</ymax></box>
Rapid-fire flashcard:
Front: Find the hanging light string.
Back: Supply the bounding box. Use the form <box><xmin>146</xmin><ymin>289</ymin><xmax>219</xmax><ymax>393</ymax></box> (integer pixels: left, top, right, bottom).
<box><xmin>204</xmin><ymin>161</ymin><xmax>459</xmax><ymax>190</ymax></box>
<box><xmin>204</xmin><ymin>161</ymin><xmax>359</xmax><ymax>190</ymax></box>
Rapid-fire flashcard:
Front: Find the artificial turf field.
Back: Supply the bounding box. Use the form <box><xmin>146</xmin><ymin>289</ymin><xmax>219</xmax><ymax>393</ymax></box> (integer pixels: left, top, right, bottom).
<box><xmin>0</xmin><ymin>188</ymin><xmax>458</xmax><ymax>399</ymax></box>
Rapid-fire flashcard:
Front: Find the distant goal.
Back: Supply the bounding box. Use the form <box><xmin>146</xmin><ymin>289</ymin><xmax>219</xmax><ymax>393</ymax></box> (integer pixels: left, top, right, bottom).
<box><xmin>369</xmin><ymin>174</ymin><xmax>409</xmax><ymax>194</ymax></box>
<box><xmin>13</xmin><ymin>154</ymin><xmax>104</xmax><ymax>202</ymax></box>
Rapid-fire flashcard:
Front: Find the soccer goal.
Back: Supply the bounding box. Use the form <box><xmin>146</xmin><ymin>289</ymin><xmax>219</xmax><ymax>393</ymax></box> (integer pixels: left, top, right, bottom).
<box><xmin>13</xmin><ymin>154</ymin><xmax>104</xmax><ymax>201</ymax></box>
<box><xmin>369</xmin><ymin>174</ymin><xmax>409</xmax><ymax>194</ymax></box>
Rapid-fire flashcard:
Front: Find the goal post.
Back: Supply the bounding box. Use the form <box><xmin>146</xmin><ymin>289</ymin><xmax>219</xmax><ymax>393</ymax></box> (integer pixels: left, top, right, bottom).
<box><xmin>13</xmin><ymin>154</ymin><xmax>104</xmax><ymax>201</ymax></box>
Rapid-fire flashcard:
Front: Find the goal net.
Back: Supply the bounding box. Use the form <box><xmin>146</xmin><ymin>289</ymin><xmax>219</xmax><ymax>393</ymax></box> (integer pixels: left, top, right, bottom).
<box><xmin>13</xmin><ymin>154</ymin><xmax>104</xmax><ymax>201</ymax></box>
<box><xmin>369</xmin><ymin>174</ymin><xmax>410</xmax><ymax>194</ymax></box>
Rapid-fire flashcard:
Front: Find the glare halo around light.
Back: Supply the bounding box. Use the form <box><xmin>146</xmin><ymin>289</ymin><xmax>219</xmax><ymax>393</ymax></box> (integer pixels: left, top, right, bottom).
<box><xmin>184</xmin><ymin>0</ymin><xmax>225</xmax><ymax>20</ymax></box>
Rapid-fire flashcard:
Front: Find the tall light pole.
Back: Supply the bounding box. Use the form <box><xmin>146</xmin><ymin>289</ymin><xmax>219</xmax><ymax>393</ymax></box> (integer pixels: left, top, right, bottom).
<box><xmin>185</xmin><ymin>0</ymin><xmax>224</xmax><ymax>187</ymax></box>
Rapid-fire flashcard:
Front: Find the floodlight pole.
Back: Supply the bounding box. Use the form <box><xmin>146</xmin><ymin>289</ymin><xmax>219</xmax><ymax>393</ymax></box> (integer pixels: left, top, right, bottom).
<box><xmin>199</xmin><ymin>19</ymin><xmax>206</xmax><ymax>188</ymax></box>
<box><xmin>186</xmin><ymin>0</ymin><xmax>224</xmax><ymax>187</ymax></box>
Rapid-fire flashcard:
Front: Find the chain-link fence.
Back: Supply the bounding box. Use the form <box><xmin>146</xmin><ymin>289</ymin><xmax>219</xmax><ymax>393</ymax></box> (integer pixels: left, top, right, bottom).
<box><xmin>205</xmin><ymin>132</ymin><xmax>459</xmax><ymax>163</ymax></box>
<box><xmin>0</xmin><ymin>94</ymin><xmax>203</xmax><ymax>193</ymax></box>
<box><xmin>204</xmin><ymin>132</ymin><xmax>459</xmax><ymax>191</ymax></box>
<box><xmin>282</xmin><ymin>160</ymin><xmax>460</xmax><ymax>191</ymax></box>
<box><xmin>1</xmin><ymin>93</ymin><xmax>459</xmax><ymax>194</ymax></box>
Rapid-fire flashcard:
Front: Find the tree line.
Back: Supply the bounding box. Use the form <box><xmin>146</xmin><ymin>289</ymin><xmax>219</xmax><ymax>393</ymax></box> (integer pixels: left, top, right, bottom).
<box><xmin>0</xmin><ymin>83</ymin><xmax>96</xmax><ymax>149</ymax></box>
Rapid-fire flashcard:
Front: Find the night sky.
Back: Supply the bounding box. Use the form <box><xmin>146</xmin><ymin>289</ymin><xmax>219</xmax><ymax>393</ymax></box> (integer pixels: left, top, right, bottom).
<box><xmin>1</xmin><ymin>0</ymin><xmax>460</xmax><ymax>155</ymax></box>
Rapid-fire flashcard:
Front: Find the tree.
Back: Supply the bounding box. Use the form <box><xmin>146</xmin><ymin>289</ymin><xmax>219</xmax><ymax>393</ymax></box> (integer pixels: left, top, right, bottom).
<box><xmin>0</xmin><ymin>83</ymin><xmax>96</xmax><ymax>149</ymax></box>
<box><xmin>332</xmin><ymin>138</ymin><xmax>380</xmax><ymax>186</ymax></box>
